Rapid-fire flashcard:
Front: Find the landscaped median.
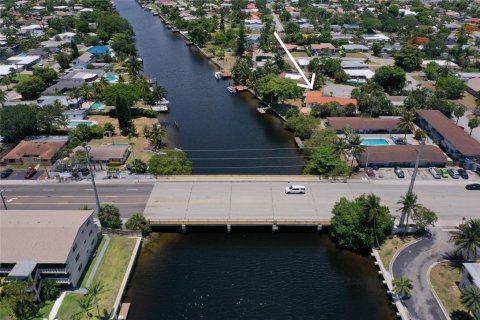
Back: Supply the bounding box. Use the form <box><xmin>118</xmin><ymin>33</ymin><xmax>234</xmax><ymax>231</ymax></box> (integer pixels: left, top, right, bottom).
<box><xmin>55</xmin><ymin>235</ymin><xmax>138</xmax><ymax>320</ymax></box>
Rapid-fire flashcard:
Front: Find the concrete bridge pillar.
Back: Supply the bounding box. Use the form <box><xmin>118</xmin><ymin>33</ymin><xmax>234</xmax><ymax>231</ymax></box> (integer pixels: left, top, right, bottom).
<box><xmin>272</xmin><ymin>224</ymin><xmax>278</xmax><ymax>233</ymax></box>
<box><xmin>181</xmin><ymin>224</ymin><xmax>186</xmax><ymax>233</ymax></box>
<box><xmin>227</xmin><ymin>224</ymin><xmax>231</xmax><ymax>233</ymax></box>
<box><xmin>317</xmin><ymin>225</ymin><xmax>323</xmax><ymax>233</ymax></box>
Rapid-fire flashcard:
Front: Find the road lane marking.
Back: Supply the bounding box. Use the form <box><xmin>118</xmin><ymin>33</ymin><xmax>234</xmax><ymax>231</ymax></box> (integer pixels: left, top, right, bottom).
<box><xmin>42</xmin><ymin>188</ymin><xmax>55</xmax><ymax>191</ymax></box>
<box><xmin>127</xmin><ymin>188</ymin><xmax>138</xmax><ymax>191</ymax></box>
<box><xmin>6</xmin><ymin>198</ymin><xmax>17</xmax><ymax>203</ymax></box>
<box><xmin>8</xmin><ymin>202</ymin><xmax>148</xmax><ymax>205</ymax></box>
<box><xmin>84</xmin><ymin>188</ymin><xmax>93</xmax><ymax>191</ymax></box>
<box><xmin>8</xmin><ymin>195</ymin><xmax>148</xmax><ymax>198</ymax></box>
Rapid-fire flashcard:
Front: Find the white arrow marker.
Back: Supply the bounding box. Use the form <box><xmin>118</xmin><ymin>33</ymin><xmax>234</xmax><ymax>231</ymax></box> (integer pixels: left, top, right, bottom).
<box><xmin>274</xmin><ymin>32</ymin><xmax>316</xmax><ymax>90</ymax></box>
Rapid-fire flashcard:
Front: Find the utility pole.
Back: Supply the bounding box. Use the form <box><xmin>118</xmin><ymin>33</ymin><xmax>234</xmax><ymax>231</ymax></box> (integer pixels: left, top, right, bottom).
<box><xmin>408</xmin><ymin>139</ymin><xmax>425</xmax><ymax>194</ymax></box>
<box><xmin>0</xmin><ymin>190</ymin><xmax>7</xmax><ymax>210</ymax></box>
<box><xmin>83</xmin><ymin>144</ymin><xmax>101</xmax><ymax>214</ymax></box>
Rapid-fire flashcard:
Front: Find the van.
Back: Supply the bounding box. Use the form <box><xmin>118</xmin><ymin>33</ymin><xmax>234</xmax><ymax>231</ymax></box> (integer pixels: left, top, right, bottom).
<box><xmin>428</xmin><ymin>167</ymin><xmax>441</xmax><ymax>179</ymax></box>
<box><xmin>285</xmin><ymin>185</ymin><xmax>306</xmax><ymax>194</ymax></box>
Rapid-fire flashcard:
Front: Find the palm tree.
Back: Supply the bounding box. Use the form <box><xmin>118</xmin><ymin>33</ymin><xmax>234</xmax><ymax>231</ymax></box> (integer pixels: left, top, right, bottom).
<box><xmin>468</xmin><ymin>117</ymin><xmax>479</xmax><ymax>136</ymax></box>
<box><xmin>334</xmin><ymin>137</ymin><xmax>348</xmax><ymax>160</ymax></box>
<box><xmin>152</xmin><ymin>85</ymin><xmax>168</xmax><ymax>102</ymax></box>
<box><xmin>125</xmin><ymin>56</ymin><xmax>143</xmax><ymax>79</ymax></box>
<box><xmin>347</xmin><ymin>133</ymin><xmax>365</xmax><ymax>167</ymax></box>
<box><xmin>76</xmin><ymin>294</ymin><xmax>94</xmax><ymax>320</ymax></box>
<box><xmin>143</xmin><ymin>124</ymin><xmax>166</xmax><ymax>151</ymax></box>
<box><xmin>79</xmin><ymin>85</ymin><xmax>95</xmax><ymax>107</ymax></box>
<box><xmin>87</xmin><ymin>281</ymin><xmax>105</xmax><ymax>316</ymax></box>
<box><xmin>397</xmin><ymin>192</ymin><xmax>422</xmax><ymax>237</ymax></box>
<box><xmin>0</xmin><ymin>89</ymin><xmax>6</xmax><ymax>107</ymax></box>
<box><xmin>392</xmin><ymin>276</ymin><xmax>413</xmax><ymax>298</ymax></box>
<box><xmin>362</xmin><ymin>193</ymin><xmax>382</xmax><ymax>248</ymax></box>
<box><xmin>450</xmin><ymin>219</ymin><xmax>480</xmax><ymax>261</ymax></box>
<box><xmin>454</xmin><ymin>105</ymin><xmax>465</xmax><ymax>124</ymax></box>
<box><xmin>128</xmin><ymin>132</ymin><xmax>136</xmax><ymax>158</ymax></box>
<box><xmin>398</xmin><ymin>111</ymin><xmax>416</xmax><ymax>140</ymax></box>
<box><xmin>125</xmin><ymin>213</ymin><xmax>150</xmax><ymax>233</ymax></box>
<box><xmin>461</xmin><ymin>286</ymin><xmax>480</xmax><ymax>316</ymax></box>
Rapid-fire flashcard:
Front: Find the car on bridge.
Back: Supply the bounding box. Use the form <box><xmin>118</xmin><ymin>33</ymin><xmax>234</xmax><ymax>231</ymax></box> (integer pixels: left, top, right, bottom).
<box><xmin>466</xmin><ymin>184</ymin><xmax>480</xmax><ymax>191</ymax></box>
<box><xmin>285</xmin><ymin>185</ymin><xmax>306</xmax><ymax>194</ymax></box>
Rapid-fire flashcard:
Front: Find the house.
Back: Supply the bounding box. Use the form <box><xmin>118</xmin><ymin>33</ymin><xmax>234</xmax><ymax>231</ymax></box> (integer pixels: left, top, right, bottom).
<box><xmin>2</xmin><ymin>136</ymin><xmax>68</xmax><ymax>165</ymax></box>
<box><xmin>38</xmin><ymin>95</ymin><xmax>82</xmax><ymax>109</ymax></box>
<box><xmin>50</xmin><ymin>32</ymin><xmax>76</xmax><ymax>42</ymax></box>
<box><xmin>76</xmin><ymin>145</ymin><xmax>131</xmax><ymax>166</ymax></box>
<box><xmin>341</xmin><ymin>60</ymin><xmax>369</xmax><ymax>70</ymax></box>
<box><xmin>305</xmin><ymin>91</ymin><xmax>357</xmax><ymax>108</ymax></box>
<box><xmin>87</xmin><ymin>46</ymin><xmax>111</xmax><ymax>56</ymax></box>
<box><xmin>0</xmin><ymin>210</ymin><xmax>99</xmax><ymax>299</ymax></box>
<box><xmin>6</xmin><ymin>55</ymin><xmax>41</xmax><ymax>69</ymax></box>
<box><xmin>73</xmin><ymin>52</ymin><xmax>93</xmax><ymax>69</ymax></box>
<box><xmin>311</xmin><ymin>43</ymin><xmax>337</xmax><ymax>56</ymax></box>
<box><xmin>361</xmin><ymin>33</ymin><xmax>390</xmax><ymax>44</ymax></box>
<box><xmin>416</xmin><ymin>110</ymin><xmax>480</xmax><ymax>167</ymax></box>
<box><xmin>63</xmin><ymin>109</ymin><xmax>87</xmax><ymax>120</ymax></box>
<box><xmin>386</xmin><ymin>95</ymin><xmax>407</xmax><ymax>107</ymax></box>
<box><xmin>19</xmin><ymin>24</ymin><xmax>44</xmax><ymax>37</ymax></box>
<box><xmin>459</xmin><ymin>263</ymin><xmax>480</xmax><ymax>319</ymax></box>
<box><xmin>341</xmin><ymin>44</ymin><xmax>369</xmax><ymax>52</ymax></box>
<box><xmin>466</xmin><ymin>78</ymin><xmax>480</xmax><ymax>97</ymax></box>
<box><xmin>344</xmin><ymin>69</ymin><xmax>375</xmax><ymax>85</ymax></box>
<box><xmin>358</xmin><ymin>145</ymin><xmax>448</xmax><ymax>168</ymax></box>
<box><xmin>332</xmin><ymin>34</ymin><xmax>354</xmax><ymax>42</ymax></box>
<box><xmin>421</xmin><ymin>60</ymin><xmax>460</xmax><ymax>70</ymax></box>
<box><xmin>326</xmin><ymin>117</ymin><xmax>401</xmax><ymax>133</ymax></box>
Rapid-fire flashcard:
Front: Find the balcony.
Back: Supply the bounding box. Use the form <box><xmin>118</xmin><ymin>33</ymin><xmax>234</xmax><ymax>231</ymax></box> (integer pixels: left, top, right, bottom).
<box><xmin>39</xmin><ymin>267</ymin><xmax>68</xmax><ymax>274</ymax></box>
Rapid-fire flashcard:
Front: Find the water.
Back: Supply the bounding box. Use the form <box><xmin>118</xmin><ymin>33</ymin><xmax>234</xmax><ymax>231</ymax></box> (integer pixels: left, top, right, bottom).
<box><xmin>361</xmin><ymin>138</ymin><xmax>390</xmax><ymax>146</ymax></box>
<box><xmin>90</xmin><ymin>101</ymin><xmax>105</xmax><ymax>110</ymax></box>
<box><xmin>114</xmin><ymin>0</ymin><xmax>303</xmax><ymax>175</ymax></box>
<box><xmin>124</xmin><ymin>232</ymin><xmax>396</xmax><ymax>320</ymax></box>
<box><xmin>67</xmin><ymin>120</ymin><xmax>94</xmax><ymax>128</ymax></box>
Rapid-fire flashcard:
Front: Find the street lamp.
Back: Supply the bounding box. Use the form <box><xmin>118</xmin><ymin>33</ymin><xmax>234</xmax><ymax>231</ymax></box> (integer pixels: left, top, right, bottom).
<box><xmin>407</xmin><ymin>139</ymin><xmax>426</xmax><ymax>194</ymax></box>
<box><xmin>0</xmin><ymin>190</ymin><xmax>7</xmax><ymax>210</ymax></box>
<box><xmin>83</xmin><ymin>144</ymin><xmax>101</xmax><ymax>214</ymax></box>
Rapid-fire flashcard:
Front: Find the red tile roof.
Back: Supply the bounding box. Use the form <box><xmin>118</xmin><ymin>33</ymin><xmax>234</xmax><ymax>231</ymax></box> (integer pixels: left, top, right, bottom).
<box><xmin>311</xmin><ymin>43</ymin><xmax>336</xmax><ymax>50</ymax></box>
<box><xmin>417</xmin><ymin>109</ymin><xmax>480</xmax><ymax>156</ymax></box>
<box><xmin>305</xmin><ymin>91</ymin><xmax>357</xmax><ymax>106</ymax></box>
<box><xmin>359</xmin><ymin>145</ymin><xmax>447</xmax><ymax>164</ymax></box>
<box><xmin>327</xmin><ymin>117</ymin><xmax>399</xmax><ymax>131</ymax></box>
<box><xmin>3</xmin><ymin>140</ymin><xmax>67</xmax><ymax>161</ymax></box>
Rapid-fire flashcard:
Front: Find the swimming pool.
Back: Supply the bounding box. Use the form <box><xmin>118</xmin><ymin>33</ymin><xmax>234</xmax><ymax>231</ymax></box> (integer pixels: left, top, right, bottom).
<box><xmin>105</xmin><ymin>74</ymin><xmax>118</xmax><ymax>82</ymax></box>
<box><xmin>361</xmin><ymin>138</ymin><xmax>390</xmax><ymax>146</ymax></box>
<box><xmin>68</xmin><ymin>120</ymin><xmax>94</xmax><ymax>128</ymax></box>
<box><xmin>90</xmin><ymin>101</ymin><xmax>104</xmax><ymax>110</ymax></box>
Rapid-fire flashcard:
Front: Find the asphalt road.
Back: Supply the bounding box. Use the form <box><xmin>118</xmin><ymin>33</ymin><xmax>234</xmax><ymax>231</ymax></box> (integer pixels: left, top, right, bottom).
<box><xmin>3</xmin><ymin>180</ymin><xmax>478</xmax><ymax>225</ymax></box>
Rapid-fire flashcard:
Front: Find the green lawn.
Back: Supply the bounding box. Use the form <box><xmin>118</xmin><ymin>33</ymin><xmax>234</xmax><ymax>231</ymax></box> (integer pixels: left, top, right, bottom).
<box><xmin>0</xmin><ymin>299</ymin><xmax>55</xmax><ymax>320</ymax></box>
<box><xmin>14</xmin><ymin>74</ymin><xmax>32</xmax><ymax>82</ymax></box>
<box><xmin>80</xmin><ymin>237</ymin><xmax>107</xmax><ymax>288</ymax></box>
<box><xmin>56</xmin><ymin>236</ymin><xmax>137</xmax><ymax>320</ymax></box>
<box><xmin>378</xmin><ymin>236</ymin><xmax>417</xmax><ymax>270</ymax></box>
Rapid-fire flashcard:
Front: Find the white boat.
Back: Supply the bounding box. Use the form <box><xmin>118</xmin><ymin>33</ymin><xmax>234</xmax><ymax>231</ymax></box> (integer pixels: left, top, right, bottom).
<box><xmin>157</xmin><ymin>98</ymin><xmax>170</xmax><ymax>105</ymax></box>
<box><xmin>214</xmin><ymin>72</ymin><xmax>222</xmax><ymax>80</ymax></box>
<box><xmin>226</xmin><ymin>86</ymin><xmax>236</xmax><ymax>94</ymax></box>
<box><xmin>152</xmin><ymin>105</ymin><xmax>169</xmax><ymax>112</ymax></box>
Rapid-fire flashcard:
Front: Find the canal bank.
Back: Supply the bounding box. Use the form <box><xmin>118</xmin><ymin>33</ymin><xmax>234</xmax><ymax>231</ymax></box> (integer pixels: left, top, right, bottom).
<box><xmin>115</xmin><ymin>0</ymin><xmax>304</xmax><ymax>175</ymax></box>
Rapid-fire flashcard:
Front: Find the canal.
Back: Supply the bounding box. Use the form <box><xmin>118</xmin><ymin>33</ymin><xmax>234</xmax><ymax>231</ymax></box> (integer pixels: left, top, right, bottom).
<box><xmin>115</xmin><ymin>0</ymin><xmax>304</xmax><ymax>175</ymax></box>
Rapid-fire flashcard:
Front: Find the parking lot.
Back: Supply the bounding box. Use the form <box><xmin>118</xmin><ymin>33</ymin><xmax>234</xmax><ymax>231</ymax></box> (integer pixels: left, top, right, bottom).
<box><xmin>365</xmin><ymin>167</ymin><xmax>480</xmax><ymax>182</ymax></box>
<box><xmin>0</xmin><ymin>169</ymin><xmax>43</xmax><ymax>181</ymax></box>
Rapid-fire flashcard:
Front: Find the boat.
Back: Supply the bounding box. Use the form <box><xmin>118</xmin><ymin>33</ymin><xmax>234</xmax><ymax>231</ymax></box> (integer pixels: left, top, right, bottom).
<box><xmin>214</xmin><ymin>72</ymin><xmax>222</xmax><ymax>80</ymax></box>
<box><xmin>226</xmin><ymin>86</ymin><xmax>236</xmax><ymax>94</ymax></box>
<box><xmin>158</xmin><ymin>98</ymin><xmax>170</xmax><ymax>105</ymax></box>
<box><xmin>152</xmin><ymin>105</ymin><xmax>169</xmax><ymax>112</ymax></box>
<box><xmin>172</xmin><ymin>28</ymin><xmax>180</xmax><ymax>33</ymax></box>
<box><xmin>257</xmin><ymin>108</ymin><xmax>266</xmax><ymax>115</ymax></box>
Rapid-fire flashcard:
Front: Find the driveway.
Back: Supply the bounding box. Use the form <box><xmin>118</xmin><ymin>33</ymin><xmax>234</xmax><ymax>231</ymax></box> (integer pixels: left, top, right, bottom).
<box><xmin>391</xmin><ymin>227</ymin><xmax>455</xmax><ymax>320</ymax></box>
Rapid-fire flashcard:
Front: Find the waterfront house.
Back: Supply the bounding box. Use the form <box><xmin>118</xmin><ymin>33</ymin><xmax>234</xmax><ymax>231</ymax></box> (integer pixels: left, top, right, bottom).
<box><xmin>38</xmin><ymin>95</ymin><xmax>82</xmax><ymax>109</ymax></box>
<box><xmin>2</xmin><ymin>136</ymin><xmax>68</xmax><ymax>166</ymax></box>
<box><xmin>416</xmin><ymin>110</ymin><xmax>480</xmax><ymax>167</ymax></box>
<box><xmin>358</xmin><ymin>145</ymin><xmax>448</xmax><ymax>168</ymax></box>
<box><xmin>75</xmin><ymin>144</ymin><xmax>131</xmax><ymax>167</ymax></box>
<box><xmin>326</xmin><ymin>117</ymin><xmax>401</xmax><ymax>134</ymax></box>
<box><xmin>459</xmin><ymin>263</ymin><xmax>480</xmax><ymax>319</ymax></box>
<box><xmin>0</xmin><ymin>210</ymin><xmax>99</xmax><ymax>300</ymax></box>
<box><xmin>305</xmin><ymin>91</ymin><xmax>357</xmax><ymax>109</ymax></box>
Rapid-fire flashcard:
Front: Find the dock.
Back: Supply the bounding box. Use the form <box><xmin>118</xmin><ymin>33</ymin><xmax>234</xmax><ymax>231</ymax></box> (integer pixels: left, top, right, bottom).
<box><xmin>234</xmin><ymin>85</ymin><xmax>248</xmax><ymax>92</ymax></box>
<box><xmin>118</xmin><ymin>303</ymin><xmax>131</xmax><ymax>320</ymax></box>
<box><xmin>257</xmin><ymin>107</ymin><xmax>268</xmax><ymax>115</ymax></box>
<box><xmin>294</xmin><ymin>137</ymin><xmax>304</xmax><ymax>150</ymax></box>
<box><xmin>227</xmin><ymin>86</ymin><xmax>236</xmax><ymax>93</ymax></box>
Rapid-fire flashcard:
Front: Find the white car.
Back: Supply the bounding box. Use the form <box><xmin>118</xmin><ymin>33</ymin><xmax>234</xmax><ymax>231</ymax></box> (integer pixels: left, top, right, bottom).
<box><xmin>285</xmin><ymin>185</ymin><xmax>306</xmax><ymax>194</ymax></box>
<box><xmin>428</xmin><ymin>167</ymin><xmax>441</xmax><ymax>179</ymax></box>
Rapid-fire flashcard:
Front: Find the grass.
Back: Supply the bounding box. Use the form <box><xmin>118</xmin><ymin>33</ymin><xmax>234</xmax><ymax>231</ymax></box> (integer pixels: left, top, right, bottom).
<box><xmin>56</xmin><ymin>236</ymin><xmax>137</xmax><ymax>320</ymax></box>
<box><xmin>14</xmin><ymin>74</ymin><xmax>32</xmax><ymax>82</ymax></box>
<box><xmin>430</xmin><ymin>262</ymin><xmax>471</xmax><ymax>317</ymax></box>
<box><xmin>345</xmin><ymin>52</ymin><xmax>367</xmax><ymax>59</ymax></box>
<box><xmin>378</xmin><ymin>235</ymin><xmax>417</xmax><ymax>270</ymax></box>
<box><xmin>80</xmin><ymin>237</ymin><xmax>107</xmax><ymax>288</ymax></box>
<box><xmin>0</xmin><ymin>299</ymin><xmax>55</xmax><ymax>320</ymax></box>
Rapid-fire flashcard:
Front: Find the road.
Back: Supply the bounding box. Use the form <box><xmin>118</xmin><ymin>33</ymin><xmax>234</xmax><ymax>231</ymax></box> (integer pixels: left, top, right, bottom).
<box><xmin>392</xmin><ymin>227</ymin><xmax>454</xmax><ymax>320</ymax></box>
<box><xmin>3</xmin><ymin>180</ymin><xmax>479</xmax><ymax>225</ymax></box>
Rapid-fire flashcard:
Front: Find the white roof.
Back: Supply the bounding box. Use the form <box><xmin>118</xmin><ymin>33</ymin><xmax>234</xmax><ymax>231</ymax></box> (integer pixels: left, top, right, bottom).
<box><xmin>7</xmin><ymin>55</ymin><xmax>40</xmax><ymax>66</ymax></box>
<box><xmin>72</xmin><ymin>72</ymin><xmax>97</xmax><ymax>80</ymax></box>
<box><xmin>283</xmin><ymin>73</ymin><xmax>303</xmax><ymax>80</ymax></box>
<box><xmin>344</xmin><ymin>69</ymin><xmax>375</xmax><ymax>79</ymax></box>
<box><xmin>361</xmin><ymin>34</ymin><xmax>390</xmax><ymax>41</ymax></box>
<box><xmin>80</xmin><ymin>8</ymin><xmax>94</xmax><ymax>12</ymax></box>
<box><xmin>20</xmin><ymin>24</ymin><xmax>42</xmax><ymax>30</ymax></box>
<box><xmin>464</xmin><ymin>263</ymin><xmax>480</xmax><ymax>287</ymax></box>
<box><xmin>0</xmin><ymin>210</ymin><xmax>94</xmax><ymax>264</ymax></box>
<box><xmin>0</xmin><ymin>65</ymin><xmax>19</xmax><ymax>76</ymax></box>
<box><xmin>422</xmin><ymin>60</ymin><xmax>459</xmax><ymax>68</ymax></box>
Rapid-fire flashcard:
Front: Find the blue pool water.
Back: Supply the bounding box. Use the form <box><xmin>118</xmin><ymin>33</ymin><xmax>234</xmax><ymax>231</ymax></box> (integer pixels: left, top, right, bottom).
<box><xmin>68</xmin><ymin>121</ymin><xmax>94</xmax><ymax>128</ymax></box>
<box><xmin>361</xmin><ymin>138</ymin><xmax>390</xmax><ymax>146</ymax></box>
<box><xmin>105</xmin><ymin>74</ymin><xmax>118</xmax><ymax>82</ymax></box>
<box><xmin>90</xmin><ymin>101</ymin><xmax>104</xmax><ymax>110</ymax></box>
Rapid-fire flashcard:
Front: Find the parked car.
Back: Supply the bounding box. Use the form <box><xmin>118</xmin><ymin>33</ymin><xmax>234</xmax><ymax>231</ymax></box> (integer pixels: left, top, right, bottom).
<box><xmin>447</xmin><ymin>168</ymin><xmax>460</xmax><ymax>179</ymax></box>
<box><xmin>24</xmin><ymin>167</ymin><xmax>37</xmax><ymax>179</ymax></box>
<box><xmin>458</xmin><ymin>169</ymin><xmax>469</xmax><ymax>179</ymax></box>
<box><xmin>285</xmin><ymin>185</ymin><xmax>306</xmax><ymax>194</ymax></box>
<box><xmin>78</xmin><ymin>167</ymin><xmax>90</xmax><ymax>176</ymax></box>
<box><xmin>394</xmin><ymin>166</ymin><xmax>405</xmax><ymax>178</ymax></box>
<box><xmin>439</xmin><ymin>168</ymin><xmax>449</xmax><ymax>178</ymax></box>
<box><xmin>428</xmin><ymin>167</ymin><xmax>441</xmax><ymax>179</ymax></box>
<box><xmin>465</xmin><ymin>183</ymin><xmax>480</xmax><ymax>190</ymax></box>
<box><xmin>365</xmin><ymin>167</ymin><xmax>375</xmax><ymax>177</ymax></box>
<box><xmin>0</xmin><ymin>169</ymin><xmax>13</xmax><ymax>179</ymax></box>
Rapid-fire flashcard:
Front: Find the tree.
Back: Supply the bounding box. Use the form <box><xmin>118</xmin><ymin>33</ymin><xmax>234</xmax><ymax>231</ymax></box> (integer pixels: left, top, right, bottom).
<box><xmin>330</xmin><ymin>195</ymin><xmax>394</xmax><ymax>251</ymax></box>
<box><xmin>77</xmin><ymin>293</ymin><xmax>94</xmax><ymax>320</ymax></box>
<box><xmin>79</xmin><ymin>84</ymin><xmax>95</xmax><ymax>105</ymax></box>
<box><xmin>411</xmin><ymin>206</ymin><xmax>438</xmax><ymax>232</ymax></box>
<box><xmin>102</xmin><ymin>83</ymin><xmax>141</xmax><ymax>106</ymax></box>
<box><xmin>346</xmin><ymin>133</ymin><xmax>365</xmax><ymax>167</ymax></box>
<box><xmin>394</xmin><ymin>44</ymin><xmax>422</xmax><ymax>72</ymax></box>
<box><xmin>115</xmin><ymin>95</ymin><xmax>134</xmax><ymax>136</ymax></box>
<box><xmin>125</xmin><ymin>56</ymin><xmax>143</xmax><ymax>80</ymax></box>
<box><xmin>362</xmin><ymin>17</ymin><xmax>381</xmax><ymax>33</ymax></box>
<box><xmin>424</xmin><ymin>62</ymin><xmax>440</xmax><ymax>81</ymax></box>
<box><xmin>303</xmin><ymin>144</ymin><xmax>350</xmax><ymax>176</ymax></box>
<box><xmin>41</xmin><ymin>279</ymin><xmax>61</xmax><ymax>301</ymax></box>
<box><xmin>231</xmin><ymin>57</ymin><xmax>253</xmax><ymax>85</ymax></box>
<box><xmin>398</xmin><ymin>111</ymin><xmax>416</xmax><ymax>140</ymax></box>
<box><xmin>397</xmin><ymin>192</ymin><xmax>422</xmax><ymax>235</ymax></box>
<box><xmin>461</xmin><ymin>286</ymin><xmax>480</xmax><ymax>316</ymax></box>
<box><xmin>147</xmin><ymin>149</ymin><xmax>192</xmax><ymax>175</ymax></box>
<box><xmin>143</xmin><ymin>124</ymin><xmax>166</xmax><ymax>151</ymax></box>
<box><xmin>98</xmin><ymin>204</ymin><xmax>122</xmax><ymax>229</ymax></box>
<box><xmin>126</xmin><ymin>213</ymin><xmax>151</xmax><ymax>234</ymax></box>
<box><xmin>372</xmin><ymin>42</ymin><xmax>382</xmax><ymax>57</ymax></box>
<box><xmin>3</xmin><ymin>281</ymin><xmax>39</xmax><ymax>319</ymax></box>
<box><xmin>104</xmin><ymin>122</ymin><xmax>115</xmax><ymax>134</ymax></box>
<box><xmin>37</xmin><ymin>101</ymin><xmax>67</xmax><ymax>134</ymax></box>
<box><xmin>236</xmin><ymin>22</ymin><xmax>246</xmax><ymax>56</ymax></box>
<box><xmin>69</xmin><ymin>124</ymin><xmax>92</xmax><ymax>147</ymax></box>
<box><xmin>111</xmin><ymin>33</ymin><xmax>136</xmax><ymax>56</ymax></box>
<box><xmin>284</xmin><ymin>114</ymin><xmax>317</xmax><ymax>140</ymax></box>
<box><xmin>436</xmin><ymin>76</ymin><xmax>467</xmax><ymax>100</ymax></box>
<box><xmin>56</xmin><ymin>53</ymin><xmax>71</xmax><ymax>69</ymax></box>
<box><xmin>87</xmin><ymin>281</ymin><xmax>105</xmax><ymax>317</ymax></box>
<box><xmin>352</xmin><ymin>83</ymin><xmax>393</xmax><ymax>116</ymax></box>
<box><xmin>16</xmin><ymin>76</ymin><xmax>46</xmax><ymax>100</ymax></box>
<box><xmin>371</xmin><ymin>65</ymin><xmax>406</xmax><ymax>95</ymax></box>
<box><xmin>393</xmin><ymin>276</ymin><xmax>414</xmax><ymax>298</ymax></box>
<box><xmin>190</xmin><ymin>25</ymin><xmax>208</xmax><ymax>48</ymax></box>
<box><xmin>129</xmin><ymin>159</ymin><xmax>147</xmax><ymax>174</ymax></box>
<box><xmin>70</xmin><ymin>41</ymin><xmax>79</xmax><ymax>59</ymax></box>
<box><xmin>450</xmin><ymin>219</ymin><xmax>480</xmax><ymax>261</ymax></box>
<box><xmin>454</xmin><ymin>105</ymin><xmax>465</xmax><ymax>124</ymax></box>
<box><xmin>468</xmin><ymin>117</ymin><xmax>479</xmax><ymax>136</ymax></box>
<box><xmin>0</xmin><ymin>104</ymin><xmax>38</xmax><ymax>141</ymax></box>
<box><xmin>33</xmin><ymin>67</ymin><xmax>57</xmax><ymax>86</ymax></box>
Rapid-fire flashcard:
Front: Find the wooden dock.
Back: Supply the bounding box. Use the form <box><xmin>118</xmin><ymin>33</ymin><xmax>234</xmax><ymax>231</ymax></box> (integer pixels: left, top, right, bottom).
<box><xmin>234</xmin><ymin>85</ymin><xmax>248</xmax><ymax>92</ymax></box>
<box><xmin>118</xmin><ymin>303</ymin><xmax>131</xmax><ymax>320</ymax></box>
